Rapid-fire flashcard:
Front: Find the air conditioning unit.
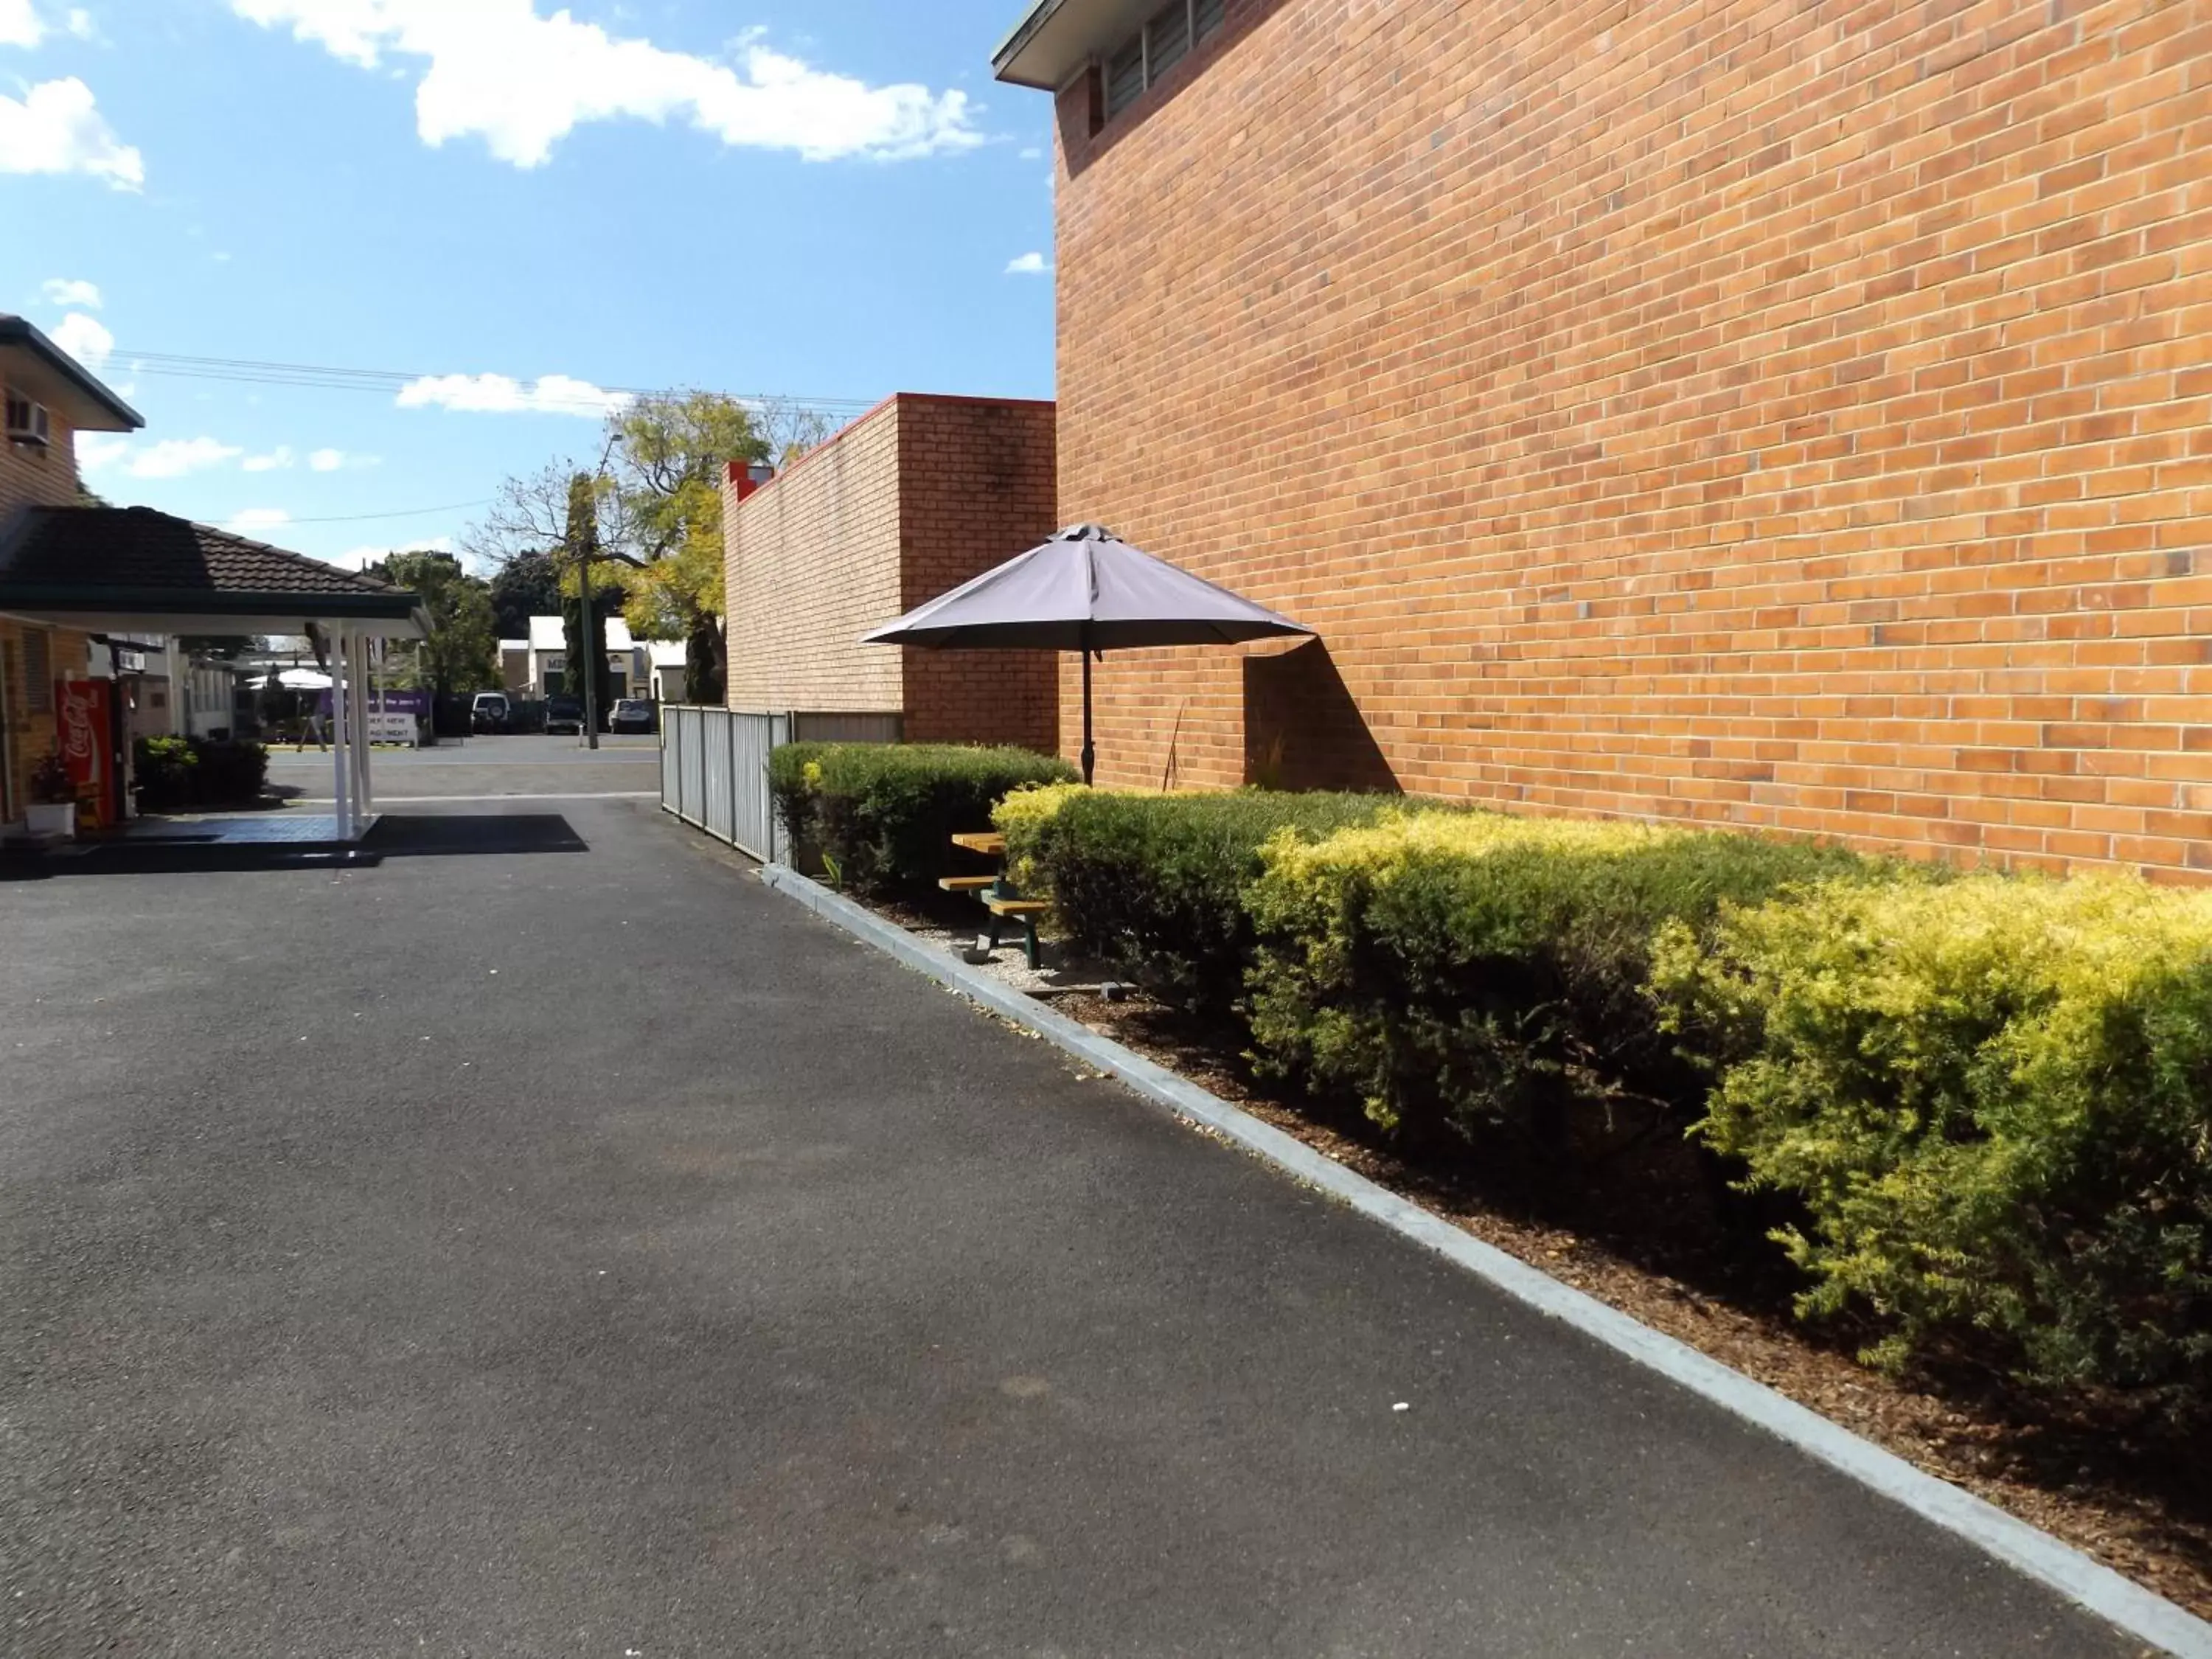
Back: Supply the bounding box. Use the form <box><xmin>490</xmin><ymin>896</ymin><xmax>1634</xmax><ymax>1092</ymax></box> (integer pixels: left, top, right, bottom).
<box><xmin>4</xmin><ymin>393</ymin><xmax>50</xmax><ymax>450</ymax></box>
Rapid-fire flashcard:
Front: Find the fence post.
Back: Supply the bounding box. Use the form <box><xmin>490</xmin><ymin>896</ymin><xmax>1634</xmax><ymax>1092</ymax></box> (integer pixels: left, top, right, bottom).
<box><xmin>725</xmin><ymin>706</ymin><xmax>739</xmax><ymax>849</ymax></box>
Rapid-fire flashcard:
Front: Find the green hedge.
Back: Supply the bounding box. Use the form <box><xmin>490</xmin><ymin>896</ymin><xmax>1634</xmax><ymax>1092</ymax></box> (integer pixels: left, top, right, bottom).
<box><xmin>1652</xmin><ymin>873</ymin><xmax>2212</xmax><ymax>1397</ymax></box>
<box><xmin>1245</xmin><ymin>811</ymin><xmax>1887</xmax><ymax>1160</ymax></box>
<box><xmin>770</xmin><ymin>742</ymin><xmax>1076</xmax><ymax>894</ymax></box>
<box><xmin>1000</xmin><ymin>788</ymin><xmax>1396</xmax><ymax>1015</ymax></box>
<box><xmin>984</xmin><ymin>779</ymin><xmax>2212</xmax><ymax>1403</ymax></box>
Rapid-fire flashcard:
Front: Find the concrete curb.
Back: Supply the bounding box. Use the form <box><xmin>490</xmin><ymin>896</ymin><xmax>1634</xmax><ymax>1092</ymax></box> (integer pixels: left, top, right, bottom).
<box><xmin>759</xmin><ymin>861</ymin><xmax>2212</xmax><ymax>1658</ymax></box>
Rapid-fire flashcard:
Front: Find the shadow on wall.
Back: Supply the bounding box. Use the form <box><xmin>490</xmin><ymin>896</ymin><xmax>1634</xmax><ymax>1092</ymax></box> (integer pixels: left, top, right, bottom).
<box><xmin>1243</xmin><ymin>641</ymin><xmax>1399</xmax><ymax>793</ymax></box>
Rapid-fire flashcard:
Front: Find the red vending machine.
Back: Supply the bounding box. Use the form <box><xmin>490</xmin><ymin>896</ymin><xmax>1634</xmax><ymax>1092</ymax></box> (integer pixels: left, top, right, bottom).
<box><xmin>57</xmin><ymin>678</ymin><xmax>118</xmax><ymax>830</ymax></box>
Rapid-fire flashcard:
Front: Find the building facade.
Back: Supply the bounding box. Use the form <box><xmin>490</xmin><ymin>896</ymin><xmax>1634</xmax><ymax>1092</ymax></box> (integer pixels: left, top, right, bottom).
<box><xmin>999</xmin><ymin>0</ymin><xmax>2212</xmax><ymax>875</ymax></box>
<box><xmin>722</xmin><ymin>393</ymin><xmax>1060</xmax><ymax>749</ymax></box>
<box><xmin>0</xmin><ymin>318</ymin><xmax>142</xmax><ymax>827</ymax></box>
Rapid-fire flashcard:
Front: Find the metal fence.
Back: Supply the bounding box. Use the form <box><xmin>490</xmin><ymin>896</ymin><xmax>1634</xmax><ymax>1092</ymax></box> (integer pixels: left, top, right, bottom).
<box><xmin>662</xmin><ymin>706</ymin><xmax>909</xmax><ymax>861</ymax></box>
<box><xmin>660</xmin><ymin>706</ymin><xmax>790</xmax><ymax>860</ymax></box>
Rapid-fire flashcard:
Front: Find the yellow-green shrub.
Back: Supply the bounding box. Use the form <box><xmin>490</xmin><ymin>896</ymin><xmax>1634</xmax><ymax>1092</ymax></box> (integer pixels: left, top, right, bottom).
<box><xmin>1247</xmin><ymin>810</ymin><xmax>1877</xmax><ymax>1160</ymax></box>
<box><xmin>1651</xmin><ymin>874</ymin><xmax>2212</xmax><ymax>1396</ymax></box>
<box><xmin>992</xmin><ymin>781</ymin><xmax>1093</xmax><ymax>891</ymax></box>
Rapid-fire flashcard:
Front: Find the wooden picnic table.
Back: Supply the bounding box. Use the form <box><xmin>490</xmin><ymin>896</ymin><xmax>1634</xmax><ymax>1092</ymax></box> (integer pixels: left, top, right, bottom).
<box><xmin>942</xmin><ymin>830</ymin><xmax>1041</xmax><ymax>967</ymax></box>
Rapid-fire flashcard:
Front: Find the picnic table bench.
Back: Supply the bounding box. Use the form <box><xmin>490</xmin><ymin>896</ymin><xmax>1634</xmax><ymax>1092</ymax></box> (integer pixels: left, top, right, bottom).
<box><xmin>941</xmin><ymin>832</ymin><xmax>1048</xmax><ymax>969</ymax></box>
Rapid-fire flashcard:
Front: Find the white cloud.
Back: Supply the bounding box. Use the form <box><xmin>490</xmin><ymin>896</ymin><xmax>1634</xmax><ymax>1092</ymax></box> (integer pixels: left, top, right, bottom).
<box><xmin>225</xmin><ymin>507</ymin><xmax>293</xmax><ymax>536</ymax></box>
<box><xmin>0</xmin><ymin>0</ymin><xmax>41</xmax><ymax>46</ymax></box>
<box><xmin>96</xmin><ymin>437</ymin><xmax>245</xmax><ymax>479</ymax></box>
<box><xmin>243</xmin><ymin>445</ymin><xmax>293</xmax><ymax>472</ymax></box>
<box><xmin>65</xmin><ymin>7</ymin><xmax>92</xmax><ymax>39</ymax></box>
<box><xmin>1018</xmin><ymin>145</ymin><xmax>1041</xmax><ymax>161</ymax></box>
<box><xmin>395</xmin><ymin>371</ymin><xmax>630</xmax><ymax>418</ymax></box>
<box><xmin>1005</xmin><ymin>251</ymin><xmax>1050</xmax><ymax>276</ymax></box>
<box><xmin>74</xmin><ymin>430</ymin><xmax>128</xmax><ymax>473</ymax></box>
<box><xmin>228</xmin><ymin>1</ymin><xmax>980</xmax><ymax>167</ymax></box>
<box><xmin>40</xmin><ymin>276</ymin><xmax>100</xmax><ymax>308</ymax></box>
<box><xmin>309</xmin><ymin>446</ymin><xmax>349</xmax><ymax>471</ymax></box>
<box><xmin>49</xmin><ymin>310</ymin><xmax>112</xmax><ymax>368</ymax></box>
<box><xmin>0</xmin><ymin>78</ymin><xmax>143</xmax><ymax>189</ymax></box>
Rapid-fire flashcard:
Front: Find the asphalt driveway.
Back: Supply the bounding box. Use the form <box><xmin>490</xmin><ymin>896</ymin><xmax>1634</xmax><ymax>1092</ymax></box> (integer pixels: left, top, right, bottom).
<box><xmin>0</xmin><ymin>773</ymin><xmax>2151</xmax><ymax>1656</ymax></box>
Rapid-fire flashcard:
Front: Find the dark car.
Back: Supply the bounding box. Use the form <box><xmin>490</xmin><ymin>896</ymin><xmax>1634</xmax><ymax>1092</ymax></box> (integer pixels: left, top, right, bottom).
<box><xmin>544</xmin><ymin>696</ymin><xmax>585</xmax><ymax>737</ymax></box>
<box><xmin>608</xmin><ymin>698</ymin><xmax>656</xmax><ymax>735</ymax></box>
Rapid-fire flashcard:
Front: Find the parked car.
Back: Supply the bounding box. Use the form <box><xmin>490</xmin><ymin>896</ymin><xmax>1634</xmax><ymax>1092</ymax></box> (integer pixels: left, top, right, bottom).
<box><xmin>608</xmin><ymin>698</ymin><xmax>656</xmax><ymax>735</ymax></box>
<box><xmin>470</xmin><ymin>691</ymin><xmax>511</xmax><ymax>734</ymax></box>
<box><xmin>544</xmin><ymin>695</ymin><xmax>585</xmax><ymax>736</ymax></box>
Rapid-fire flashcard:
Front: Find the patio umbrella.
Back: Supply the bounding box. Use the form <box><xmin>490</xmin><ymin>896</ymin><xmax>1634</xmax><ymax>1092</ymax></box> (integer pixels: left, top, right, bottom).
<box><xmin>248</xmin><ymin>667</ymin><xmax>333</xmax><ymax>691</ymax></box>
<box><xmin>862</xmin><ymin>523</ymin><xmax>1313</xmax><ymax>783</ymax></box>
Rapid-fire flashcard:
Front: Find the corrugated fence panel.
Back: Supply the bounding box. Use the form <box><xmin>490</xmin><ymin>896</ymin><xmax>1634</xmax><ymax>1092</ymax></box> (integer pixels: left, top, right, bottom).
<box><xmin>677</xmin><ymin>706</ymin><xmax>709</xmax><ymax>828</ymax></box>
<box><xmin>702</xmin><ymin>709</ymin><xmax>736</xmax><ymax>845</ymax></box>
<box><xmin>663</xmin><ymin>707</ymin><xmax>890</xmax><ymax>862</ymax></box>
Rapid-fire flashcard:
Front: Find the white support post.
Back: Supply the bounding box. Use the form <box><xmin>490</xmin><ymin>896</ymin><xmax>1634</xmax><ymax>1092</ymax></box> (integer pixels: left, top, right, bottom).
<box><xmin>353</xmin><ymin>632</ymin><xmax>375</xmax><ymax>827</ymax></box>
<box><xmin>330</xmin><ymin>628</ymin><xmax>352</xmax><ymax>838</ymax></box>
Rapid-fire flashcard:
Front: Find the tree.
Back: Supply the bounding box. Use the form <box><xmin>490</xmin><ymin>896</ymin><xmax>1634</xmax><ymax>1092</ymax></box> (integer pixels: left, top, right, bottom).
<box><xmin>489</xmin><ymin>549</ymin><xmax>562</xmax><ymax>641</ymax></box>
<box><xmin>556</xmin><ymin>473</ymin><xmax>618</xmax><ymax>719</ymax></box>
<box><xmin>367</xmin><ymin>550</ymin><xmax>498</xmax><ymax>695</ymax></box>
<box><xmin>465</xmin><ymin>392</ymin><xmax>780</xmax><ymax>706</ymax></box>
<box><xmin>602</xmin><ymin>392</ymin><xmax>769</xmax><ymax>704</ymax></box>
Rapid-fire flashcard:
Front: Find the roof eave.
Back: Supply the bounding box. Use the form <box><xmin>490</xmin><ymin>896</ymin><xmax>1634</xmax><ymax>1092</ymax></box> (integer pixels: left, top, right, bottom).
<box><xmin>0</xmin><ymin>317</ymin><xmax>145</xmax><ymax>432</ymax></box>
<box><xmin>0</xmin><ymin>584</ymin><xmax>423</xmax><ymax>620</ymax></box>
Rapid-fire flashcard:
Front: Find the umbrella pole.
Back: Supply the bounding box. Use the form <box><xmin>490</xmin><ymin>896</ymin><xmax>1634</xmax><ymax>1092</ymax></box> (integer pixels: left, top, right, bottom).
<box><xmin>1079</xmin><ymin>640</ymin><xmax>1096</xmax><ymax>786</ymax></box>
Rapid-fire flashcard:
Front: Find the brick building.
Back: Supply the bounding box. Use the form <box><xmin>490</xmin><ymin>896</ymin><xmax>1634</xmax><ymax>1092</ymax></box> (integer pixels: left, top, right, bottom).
<box><xmin>722</xmin><ymin>393</ymin><xmax>1060</xmax><ymax>750</ymax></box>
<box><xmin>996</xmin><ymin>0</ymin><xmax>2212</xmax><ymax>875</ymax></box>
<box><xmin>0</xmin><ymin>316</ymin><xmax>142</xmax><ymax>826</ymax></box>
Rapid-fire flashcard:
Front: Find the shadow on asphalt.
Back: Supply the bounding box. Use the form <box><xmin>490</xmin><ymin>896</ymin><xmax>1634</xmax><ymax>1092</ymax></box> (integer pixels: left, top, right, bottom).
<box><xmin>0</xmin><ymin>814</ymin><xmax>587</xmax><ymax>880</ymax></box>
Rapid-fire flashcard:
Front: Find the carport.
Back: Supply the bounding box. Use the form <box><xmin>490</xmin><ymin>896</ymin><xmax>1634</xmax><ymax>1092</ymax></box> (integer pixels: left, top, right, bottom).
<box><xmin>0</xmin><ymin>506</ymin><xmax>425</xmax><ymax>841</ymax></box>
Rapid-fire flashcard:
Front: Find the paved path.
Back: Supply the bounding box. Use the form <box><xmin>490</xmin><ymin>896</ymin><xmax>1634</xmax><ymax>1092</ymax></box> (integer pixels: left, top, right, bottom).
<box><xmin>0</xmin><ymin>777</ymin><xmax>2149</xmax><ymax>1656</ymax></box>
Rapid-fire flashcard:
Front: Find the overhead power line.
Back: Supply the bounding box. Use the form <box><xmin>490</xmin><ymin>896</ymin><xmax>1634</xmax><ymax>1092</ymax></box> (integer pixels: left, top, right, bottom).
<box><xmin>109</xmin><ymin>347</ymin><xmax>879</xmax><ymax>416</ymax></box>
<box><xmin>281</xmin><ymin>499</ymin><xmax>493</xmax><ymax>525</ymax></box>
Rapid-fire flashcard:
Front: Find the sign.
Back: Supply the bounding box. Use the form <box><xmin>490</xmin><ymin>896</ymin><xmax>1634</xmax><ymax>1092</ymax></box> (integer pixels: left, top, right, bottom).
<box><xmin>58</xmin><ymin>678</ymin><xmax>116</xmax><ymax>828</ymax></box>
<box><xmin>369</xmin><ymin>712</ymin><xmax>420</xmax><ymax>746</ymax></box>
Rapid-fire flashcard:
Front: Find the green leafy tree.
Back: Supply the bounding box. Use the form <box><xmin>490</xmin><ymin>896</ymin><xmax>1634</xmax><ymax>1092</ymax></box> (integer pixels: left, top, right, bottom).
<box><xmin>557</xmin><ymin>475</ymin><xmax>617</xmax><ymax>717</ymax></box>
<box><xmin>489</xmin><ymin>549</ymin><xmax>563</xmax><ymax>641</ymax></box>
<box><xmin>368</xmin><ymin>550</ymin><xmax>499</xmax><ymax>695</ymax></box>
<box><xmin>604</xmin><ymin>392</ymin><xmax>770</xmax><ymax>704</ymax></box>
<box><xmin>465</xmin><ymin>392</ymin><xmax>838</xmax><ymax>704</ymax></box>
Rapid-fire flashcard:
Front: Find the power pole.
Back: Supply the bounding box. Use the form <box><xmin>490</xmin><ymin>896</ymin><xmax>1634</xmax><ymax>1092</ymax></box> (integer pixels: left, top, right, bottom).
<box><xmin>566</xmin><ymin>469</ymin><xmax>602</xmax><ymax>751</ymax></box>
<box><xmin>578</xmin><ymin>535</ymin><xmax>599</xmax><ymax>751</ymax></box>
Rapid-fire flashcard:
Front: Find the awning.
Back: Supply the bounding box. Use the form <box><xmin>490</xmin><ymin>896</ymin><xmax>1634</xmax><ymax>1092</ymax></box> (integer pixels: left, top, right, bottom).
<box><xmin>0</xmin><ymin>505</ymin><xmax>426</xmax><ymax>639</ymax></box>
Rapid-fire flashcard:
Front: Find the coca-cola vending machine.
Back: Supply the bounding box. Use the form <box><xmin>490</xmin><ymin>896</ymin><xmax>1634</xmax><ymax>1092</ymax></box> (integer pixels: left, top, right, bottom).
<box><xmin>57</xmin><ymin>678</ymin><xmax>118</xmax><ymax>830</ymax></box>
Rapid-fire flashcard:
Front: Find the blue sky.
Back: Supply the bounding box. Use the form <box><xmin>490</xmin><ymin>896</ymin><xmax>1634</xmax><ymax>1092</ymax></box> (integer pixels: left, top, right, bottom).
<box><xmin>1</xmin><ymin>0</ymin><xmax>1056</xmax><ymax>566</ymax></box>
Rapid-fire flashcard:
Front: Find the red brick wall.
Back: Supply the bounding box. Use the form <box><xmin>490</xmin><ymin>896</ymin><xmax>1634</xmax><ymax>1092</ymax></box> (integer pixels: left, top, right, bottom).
<box><xmin>1051</xmin><ymin>0</ymin><xmax>2212</xmax><ymax>877</ymax></box>
<box><xmin>897</xmin><ymin>397</ymin><xmax>1060</xmax><ymax>750</ymax></box>
<box><xmin>723</xmin><ymin>394</ymin><xmax>1059</xmax><ymax>750</ymax></box>
<box><xmin>1</xmin><ymin>403</ymin><xmax>89</xmax><ymax>818</ymax></box>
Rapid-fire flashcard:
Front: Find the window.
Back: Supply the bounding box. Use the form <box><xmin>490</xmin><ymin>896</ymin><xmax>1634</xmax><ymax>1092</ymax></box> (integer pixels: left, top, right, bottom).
<box><xmin>1105</xmin><ymin>36</ymin><xmax>1144</xmax><ymax>119</ymax></box>
<box><xmin>1146</xmin><ymin>0</ymin><xmax>1191</xmax><ymax>80</ymax></box>
<box><xmin>1102</xmin><ymin>0</ymin><xmax>1225</xmax><ymax>125</ymax></box>
<box><xmin>22</xmin><ymin>628</ymin><xmax>51</xmax><ymax>714</ymax></box>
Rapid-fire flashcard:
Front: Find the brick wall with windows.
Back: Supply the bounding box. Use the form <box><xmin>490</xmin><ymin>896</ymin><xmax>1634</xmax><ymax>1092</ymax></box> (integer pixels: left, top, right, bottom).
<box><xmin>1049</xmin><ymin>0</ymin><xmax>2212</xmax><ymax>877</ymax></box>
<box><xmin>723</xmin><ymin>394</ymin><xmax>1059</xmax><ymax>749</ymax></box>
<box><xmin>0</xmin><ymin>403</ymin><xmax>88</xmax><ymax>819</ymax></box>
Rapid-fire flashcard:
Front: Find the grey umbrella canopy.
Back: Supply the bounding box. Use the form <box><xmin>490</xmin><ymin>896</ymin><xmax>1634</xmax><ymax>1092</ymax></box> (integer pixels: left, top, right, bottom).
<box><xmin>862</xmin><ymin>523</ymin><xmax>1313</xmax><ymax>782</ymax></box>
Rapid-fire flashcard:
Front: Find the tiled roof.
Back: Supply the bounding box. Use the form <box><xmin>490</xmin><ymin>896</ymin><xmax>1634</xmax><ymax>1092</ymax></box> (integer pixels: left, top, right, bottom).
<box><xmin>0</xmin><ymin>505</ymin><xmax>415</xmax><ymax>609</ymax></box>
